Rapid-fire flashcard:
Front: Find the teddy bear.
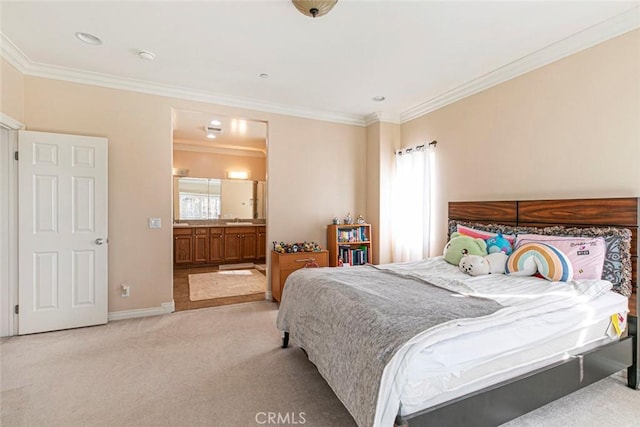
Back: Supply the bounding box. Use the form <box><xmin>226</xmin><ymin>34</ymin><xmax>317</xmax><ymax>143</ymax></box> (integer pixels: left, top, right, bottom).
<box><xmin>443</xmin><ymin>232</ymin><xmax>488</xmax><ymax>265</ymax></box>
<box><xmin>458</xmin><ymin>252</ymin><xmax>508</xmax><ymax>276</ymax></box>
<box><xmin>485</xmin><ymin>233</ymin><xmax>513</xmax><ymax>255</ymax></box>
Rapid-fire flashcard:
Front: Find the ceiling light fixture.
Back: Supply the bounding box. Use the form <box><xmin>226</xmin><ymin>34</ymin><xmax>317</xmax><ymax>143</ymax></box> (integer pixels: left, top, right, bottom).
<box><xmin>210</xmin><ymin>120</ymin><xmax>221</xmax><ymax>126</ymax></box>
<box><xmin>75</xmin><ymin>32</ymin><xmax>102</xmax><ymax>46</ymax></box>
<box><xmin>259</xmin><ymin>73</ymin><xmax>269</xmax><ymax>79</ymax></box>
<box><xmin>291</xmin><ymin>0</ymin><xmax>338</xmax><ymax>18</ymax></box>
<box><xmin>372</xmin><ymin>96</ymin><xmax>386</xmax><ymax>102</ymax></box>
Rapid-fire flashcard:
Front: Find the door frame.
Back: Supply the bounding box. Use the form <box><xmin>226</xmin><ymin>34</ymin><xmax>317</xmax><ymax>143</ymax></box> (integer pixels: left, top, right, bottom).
<box><xmin>0</xmin><ymin>113</ymin><xmax>24</xmax><ymax>337</ymax></box>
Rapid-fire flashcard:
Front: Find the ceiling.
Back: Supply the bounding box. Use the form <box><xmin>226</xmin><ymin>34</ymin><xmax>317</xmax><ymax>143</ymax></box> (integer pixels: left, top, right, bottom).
<box><xmin>172</xmin><ymin>109</ymin><xmax>267</xmax><ymax>156</ymax></box>
<box><xmin>1</xmin><ymin>1</ymin><xmax>639</xmax><ymax>126</ymax></box>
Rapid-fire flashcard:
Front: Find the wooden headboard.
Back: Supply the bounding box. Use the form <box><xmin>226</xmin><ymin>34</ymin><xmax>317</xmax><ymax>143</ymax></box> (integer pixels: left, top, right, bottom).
<box><xmin>448</xmin><ymin>198</ymin><xmax>639</xmax><ymax>305</ymax></box>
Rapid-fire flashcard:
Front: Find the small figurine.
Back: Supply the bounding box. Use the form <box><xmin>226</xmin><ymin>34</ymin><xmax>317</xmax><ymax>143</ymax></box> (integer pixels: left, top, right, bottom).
<box><xmin>357</xmin><ymin>215</ymin><xmax>366</xmax><ymax>224</ymax></box>
<box><xmin>344</xmin><ymin>212</ymin><xmax>353</xmax><ymax>225</ymax></box>
<box><xmin>332</xmin><ymin>216</ymin><xmax>340</xmax><ymax>225</ymax></box>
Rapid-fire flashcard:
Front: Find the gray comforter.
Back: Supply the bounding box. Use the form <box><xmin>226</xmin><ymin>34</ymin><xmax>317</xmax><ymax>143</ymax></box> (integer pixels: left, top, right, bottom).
<box><xmin>276</xmin><ymin>265</ymin><xmax>503</xmax><ymax>427</ymax></box>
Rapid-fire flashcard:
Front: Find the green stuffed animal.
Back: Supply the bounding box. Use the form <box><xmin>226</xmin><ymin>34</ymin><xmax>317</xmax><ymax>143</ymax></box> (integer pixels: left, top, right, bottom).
<box><xmin>443</xmin><ymin>232</ymin><xmax>488</xmax><ymax>265</ymax></box>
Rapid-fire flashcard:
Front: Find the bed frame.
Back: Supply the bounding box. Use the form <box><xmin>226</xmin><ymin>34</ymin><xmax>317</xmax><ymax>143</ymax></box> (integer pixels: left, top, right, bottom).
<box><xmin>281</xmin><ymin>197</ymin><xmax>639</xmax><ymax>426</ymax></box>
<box><xmin>397</xmin><ymin>197</ymin><xmax>639</xmax><ymax>426</ymax></box>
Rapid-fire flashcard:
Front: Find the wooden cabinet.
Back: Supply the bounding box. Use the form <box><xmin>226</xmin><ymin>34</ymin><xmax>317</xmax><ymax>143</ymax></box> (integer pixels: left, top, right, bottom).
<box><xmin>173</xmin><ymin>225</ymin><xmax>264</xmax><ymax>266</ymax></box>
<box><xmin>327</xmin><ymin>224</ymin><xmax>372</xmax><ymax>266</ymax></box>
<box><xmin>223</xmin><ymin>226</ymin><xmax>258</xmax><ymax>263</ymax></box>
<box><xmin>208</xmin><ymin>227</ymin><xmax>224</xmax><ymax>263</ymax></box>
<box><xmin>174</xmin><ymin>228</ymin><xmax>193</xmax><ymax>265</ymax></box>
<box><xmin>257</xmin><ymin>226</ymin><xmax>266</xmax><ymax>260</ymax></box>
<box><xmin>271</xmin><ymin>250</ymin><xmax>329</xmax><ymax>302</ymax></box>
<box><xmin>193</xmin><ymin>228</ymin><xmax>208</xmax><ymax>263</ymax></box>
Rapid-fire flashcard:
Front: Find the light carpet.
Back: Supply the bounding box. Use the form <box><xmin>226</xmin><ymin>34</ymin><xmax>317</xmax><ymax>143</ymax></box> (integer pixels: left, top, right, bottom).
<box><xmin>189</xmin><ymin>269</ymin><xmax>266</xmax><ymax>301</ymax></box>
<box><xmin>1</xmin><ymin>302</ymin><xmax>639</xmax><ymax>427</ymax></box>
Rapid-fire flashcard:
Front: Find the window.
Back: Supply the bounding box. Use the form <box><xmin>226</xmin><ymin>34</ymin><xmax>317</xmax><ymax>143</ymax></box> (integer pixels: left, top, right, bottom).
<box><xmin>391</xmin><ymin>143</ymin><xmax>436</xmax><ymax>262</ymax></box>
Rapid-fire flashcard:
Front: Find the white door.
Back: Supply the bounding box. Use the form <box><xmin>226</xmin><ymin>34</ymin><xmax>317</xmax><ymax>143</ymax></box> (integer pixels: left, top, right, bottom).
<box><xmin>18</xmin><ymin>131</ymin><xmax>108</xmax><ymax>334</ymax></box>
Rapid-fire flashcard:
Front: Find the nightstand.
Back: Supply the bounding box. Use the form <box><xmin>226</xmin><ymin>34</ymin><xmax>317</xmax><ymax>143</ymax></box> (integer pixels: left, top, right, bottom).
<box><xmin>271</xmin><ymin>250</ymin><xmax>328</xmax><ymax>302</ymax></box>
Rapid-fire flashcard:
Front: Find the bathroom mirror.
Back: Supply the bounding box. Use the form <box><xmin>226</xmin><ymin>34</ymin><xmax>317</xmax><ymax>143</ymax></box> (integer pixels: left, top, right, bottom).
<box><xmin>173</xmin><ymin>177</ymin><xmax>266</xmax><ymax>220</ymax></box>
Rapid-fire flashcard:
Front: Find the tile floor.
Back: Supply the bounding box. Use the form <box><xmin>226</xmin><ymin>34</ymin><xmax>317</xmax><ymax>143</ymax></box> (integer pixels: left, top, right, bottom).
<box><xmin>173</xmin><ymin>265</ymin><xmax>266</xmax><ymax>311</ymax></box>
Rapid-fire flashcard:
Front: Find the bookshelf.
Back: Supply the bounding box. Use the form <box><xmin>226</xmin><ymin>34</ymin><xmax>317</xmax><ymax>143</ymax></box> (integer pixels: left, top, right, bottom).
<box><xmin>327</xmin><ymin>224</ymin><xmax>372</xmax><ymax>267</ymax></box>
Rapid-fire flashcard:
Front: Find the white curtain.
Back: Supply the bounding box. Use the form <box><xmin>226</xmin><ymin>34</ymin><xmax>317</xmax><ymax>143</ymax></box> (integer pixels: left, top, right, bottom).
<box><xmin>391</xmin><ymin>143</ymin><xmax>435</xmax><ymax>262</ymax></box>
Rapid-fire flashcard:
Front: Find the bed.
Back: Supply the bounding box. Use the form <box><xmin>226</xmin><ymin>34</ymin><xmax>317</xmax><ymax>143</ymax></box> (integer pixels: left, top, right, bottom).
<box><xmin>276</xmin><ymin>197</ymin><xmax>639</xmax><ymax>427</ymax></box>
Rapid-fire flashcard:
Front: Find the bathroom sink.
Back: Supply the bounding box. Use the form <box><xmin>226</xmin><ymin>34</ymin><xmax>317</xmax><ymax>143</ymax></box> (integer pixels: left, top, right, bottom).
<box><xmin>225</xmin><ymin>222</ymin><xmax>254</xmax><ymax>226</ymax></box>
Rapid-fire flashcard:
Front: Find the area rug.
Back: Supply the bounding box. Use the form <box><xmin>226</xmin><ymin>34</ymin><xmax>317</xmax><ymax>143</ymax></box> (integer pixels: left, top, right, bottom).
<box><xmin>188</xmin><ymin>269</ymin><xmax>266</xmax><ymax>301</ymax></box>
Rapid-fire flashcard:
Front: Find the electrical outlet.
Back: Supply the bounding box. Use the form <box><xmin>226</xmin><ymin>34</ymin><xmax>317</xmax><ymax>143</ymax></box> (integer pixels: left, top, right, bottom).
<box><xmin>121</xmin><ymin>283</ymin><xmax>130</xmax><ymax>297</ymax></box>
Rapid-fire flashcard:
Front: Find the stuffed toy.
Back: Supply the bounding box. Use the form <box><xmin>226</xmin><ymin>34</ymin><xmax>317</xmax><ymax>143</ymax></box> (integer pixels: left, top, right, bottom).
<box><xmin>443</xmin><ymin>232</ymin><xmax>488</xmax><ymax>265</ymax></box>
<box><xmin>506</xmin><ymin>242</ymin><xmax>573</xmax><ymax>282</ymax></box>
<box><xmin>459</xmin><ymin>252</ymin><xmax>508</xmax><ymax>276</ymax></box>
<box><xmin>485</xmin><ymin>233</ymin><xmax>513</xmax><ymax>255</ymax></box>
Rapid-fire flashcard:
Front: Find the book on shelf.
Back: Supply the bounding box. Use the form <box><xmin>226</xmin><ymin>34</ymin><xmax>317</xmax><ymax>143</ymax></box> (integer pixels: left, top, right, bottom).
<box><xmin>337</xmin><ymin>226</ymin><xmax>368</xmax><ymax>243</ymax></box>
<box><xmin>338</xmin><ymin>244</ymin><xmax>368</xmax><ymax>266</ymax></box>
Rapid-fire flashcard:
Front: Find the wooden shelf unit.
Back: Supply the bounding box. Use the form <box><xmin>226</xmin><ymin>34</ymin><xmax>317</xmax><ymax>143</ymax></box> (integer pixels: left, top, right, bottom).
<box><xmin>327</xmin><ymin>223</ymin><xmax>372</xmax><ymax>267</ymax></box>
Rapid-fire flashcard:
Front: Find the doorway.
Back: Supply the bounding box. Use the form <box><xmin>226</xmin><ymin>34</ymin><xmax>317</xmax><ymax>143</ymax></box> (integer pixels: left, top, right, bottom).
<box><xmin>171</xmin><ymin>109</ymin><xmax>268</xmax><ymax>311</ymax></box>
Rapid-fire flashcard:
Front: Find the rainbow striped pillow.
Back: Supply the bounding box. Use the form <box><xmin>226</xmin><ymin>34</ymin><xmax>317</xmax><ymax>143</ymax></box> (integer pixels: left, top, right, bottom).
<box><xmin>506</xmin><ymin>242</ymin><xmax>574</xmax><ymax>282</ymax></box>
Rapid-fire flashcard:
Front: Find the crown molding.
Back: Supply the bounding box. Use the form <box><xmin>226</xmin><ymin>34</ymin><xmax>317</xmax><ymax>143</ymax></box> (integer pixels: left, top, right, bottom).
<box><xmin>364</xmin><ymin>112</ymin><xmax>401</xmax><ymax>127</ymax></box>
<box><xmin>3</xmin><ymin>5</ymin><xmax>638</xmax><ymax>129</ymax></box>
<box><xmin>400</xmin><ymin>6</ymin><xmax>640</xmax><ymax>123</ymax></box>
<box><xmin>173</xmin><ymin>142</ymin><xmax>266</xmax><ymax>157</ymax></box>
<box><xmin>0</xmin><ymin>33</ymin><xmax>366</xmax><ymax>128</ymax></box>
<box><xmin>0</xmin><ymin>113</ymin><xmax>25</xmax><ymax>130</ymax></box>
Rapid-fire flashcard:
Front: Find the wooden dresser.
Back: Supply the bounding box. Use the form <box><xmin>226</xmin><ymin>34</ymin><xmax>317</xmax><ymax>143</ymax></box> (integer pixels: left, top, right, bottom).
<box><xmin>271</xmin><ymin>250</ymin><xmax>328</xmax><ymax>302</ymax></box>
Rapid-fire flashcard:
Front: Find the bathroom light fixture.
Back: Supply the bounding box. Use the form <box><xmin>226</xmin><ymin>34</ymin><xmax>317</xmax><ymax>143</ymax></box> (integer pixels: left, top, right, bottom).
<box><xmin>210</xmin><ymin>120</ymin><xmax>221</xmax><ymax>126</ymax></box>
<box><xmin>291</xmin><ymin>0</ymin><xmax>337</xmax><ymax>18</ymax></box>
<box><xmin>75</xmin><ymin>32</ymin><xmax>102</xmax><ymax>45</ymax></box>
<box><xmin>227</xmin><ymin>171</ymin><xmax>249</xmax><ymax>180</ymax></box>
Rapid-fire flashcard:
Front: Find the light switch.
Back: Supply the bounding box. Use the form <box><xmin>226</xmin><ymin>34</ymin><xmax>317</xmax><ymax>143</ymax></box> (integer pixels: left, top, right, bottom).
<box><xmin>148</xmin><ymin>217</ymin><xmax>161</xmax><ymax>229</ymax></box>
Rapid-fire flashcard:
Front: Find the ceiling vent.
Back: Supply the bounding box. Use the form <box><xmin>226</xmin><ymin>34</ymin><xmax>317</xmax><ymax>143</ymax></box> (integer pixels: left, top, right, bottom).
<box><xmin>205</xmin><ymin>126</ymin><xmax>222</xmax><ymax>134</ymax></box>
<box><xmin>204</xmin><ymin>125</ymin><xmax>223</xmax><ymax>139</ymax></box>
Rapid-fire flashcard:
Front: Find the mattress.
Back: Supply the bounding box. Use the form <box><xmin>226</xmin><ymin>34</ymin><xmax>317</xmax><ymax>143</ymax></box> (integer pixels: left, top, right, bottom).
<box><xmin>399</xmin><ymin>290</ymin><xmax>627</xmax><ymax>415</ymax></box>
<box><xmin>374</xmin><ymin>258</ymin><xmax>628</xmax><ymax>426</ymax></box>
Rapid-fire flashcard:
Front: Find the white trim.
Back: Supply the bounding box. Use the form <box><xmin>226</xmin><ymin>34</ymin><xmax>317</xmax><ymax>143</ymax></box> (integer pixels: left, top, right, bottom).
<box><xmin>364</xmin><ymin>112</ymin><xmax>401</xmax><ymax>127</ymax></box>
<box><xmin>173</xmin><ymin>142</ymin><xmax>266</xmax><ymax>157</ymax></box>
<box><xmin>0</xmin><ymin>113</ymin><xmax>25</xmax><ymax>130</ymax></box>
<box><xmin>2</xmin><ymin>6</ymin><xmax>638</xmax><ymax>127</ymax></box>
<box><xmin>401</xmin><ymin>7</ymin><xmax>640</xmax><ymax>123</ymax></box>
<box><xmin>108</xmin><ymin>301</ymin><xmax>175</xmax><ymax>322</ymax></box>
<box><xmin>0</xmin><ymin>34</ymin><xmax>365</xmax><ymax>127</ymax></box>
<box><xmin>0</xmin><ymin>127</ymin><xmax>19</xmax><ymax>336</ymax></box>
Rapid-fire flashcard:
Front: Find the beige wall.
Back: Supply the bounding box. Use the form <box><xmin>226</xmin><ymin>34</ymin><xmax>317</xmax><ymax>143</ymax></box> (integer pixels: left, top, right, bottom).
<box><xmin>1</xmin><ymin>58</ymin><xmax>25</xmax><ymax>123</ymax></box>
<box><xmin>366</xmin><ymin>121</ymin><xmax>400</xmax><ymax>264</ymax></box>
<box><xmin>9</xmin><ymin>28</ymin><xmax>637</xmax><ymax>312</ymax></box>
<box><xmin>401</xmin><ymin>29</ymin><xmax>640</xmax><ymax>256</ymax></box>
<box><xmin>173</xmin><ymin>150</ymin><xmax>266</xmax><ymax>181</ymax></box>
<box><xmin>21</xmin><ymin>77</ymin><xmax>366</xmax><ymax>311</ymax></box>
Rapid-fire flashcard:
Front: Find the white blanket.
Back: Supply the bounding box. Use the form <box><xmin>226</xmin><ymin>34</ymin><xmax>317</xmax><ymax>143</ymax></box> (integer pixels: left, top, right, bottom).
<box><xmin>373</xmin><ymin>257</ymin><xmax>616</xmax><ymax>426</ymax></box>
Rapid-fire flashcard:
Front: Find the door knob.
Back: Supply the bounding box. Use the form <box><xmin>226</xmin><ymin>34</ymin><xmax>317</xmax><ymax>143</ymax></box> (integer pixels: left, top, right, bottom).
<box><xmin>95</xmin><ymin>238</ymin><xmax>105</xmax><ymax>245</ymax></box>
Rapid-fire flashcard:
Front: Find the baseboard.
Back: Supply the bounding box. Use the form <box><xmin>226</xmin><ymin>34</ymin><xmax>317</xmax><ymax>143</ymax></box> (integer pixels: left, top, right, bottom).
<box><xmin>108</xmin><ymin>301</ymin><xmax>175</xmax><ymax>322</ymax></box>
